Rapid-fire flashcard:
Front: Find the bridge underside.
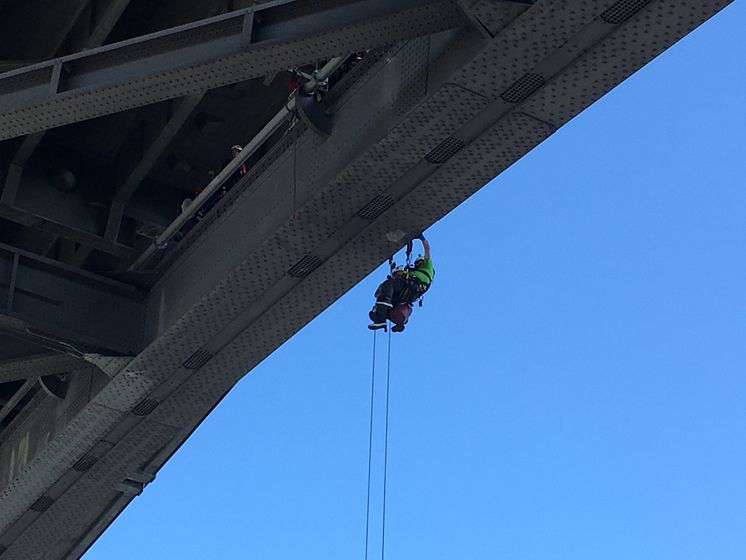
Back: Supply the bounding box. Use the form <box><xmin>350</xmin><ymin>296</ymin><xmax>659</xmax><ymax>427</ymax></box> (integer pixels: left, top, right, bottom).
<box><xmin>0</xmin><ymin>0</ymin><xmax>733</xmax><ymax>557</ymax></box>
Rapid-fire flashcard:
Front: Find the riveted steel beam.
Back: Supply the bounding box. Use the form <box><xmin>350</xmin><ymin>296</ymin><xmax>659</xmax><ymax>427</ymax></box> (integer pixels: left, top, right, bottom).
<box><xmin>84</xmin><ymin>0</ymin><xmax>133</xmax><ymax>50</ymax></box>
<box><xmin>0</xmin><ymin>378</ymin><xmax>38</xmax><ymax>425</ymax></box>
<box><xmin>0</xmin><ymin>243</ymin><xmax>144</xmax><ymax>355</ymax></box>
<box><xmin>0</xmin><ymin>203</ymin><xmax>134</xmax><ymax>258</ymax></box>
<box><xmin>0</xmin><ymin>353</ymin><xmax>84</xmax><ymax>385</ymax></box>
<box><xmin>0</xmin><ymin>0</ymin><xmax>464</xmax><ymax>141</ymax></box>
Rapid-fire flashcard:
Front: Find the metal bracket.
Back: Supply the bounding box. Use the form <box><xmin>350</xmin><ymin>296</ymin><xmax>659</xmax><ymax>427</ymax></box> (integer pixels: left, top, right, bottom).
<box><xmin>295</xmin><ymin>90</ymin><xmax>333</xmax><ymax>137</ymax></box>
<box><xmin>240</xmin><ymin>12</ymin><xmax>255</xmax><ymax>51</ymax></box>
<box><xmin>49</xmin><ymin>62</ymin><xmax>67</xmax><ymax>96</ymax></box>
<box><xmin>117</xmin><ymin>469</ymin><xmax>156</xmax><ymax>495</ymax></box>
<box><xmin>39</xmin><ymin>375</ymin><xmax>68</xmax><ymax>400</ymax></box>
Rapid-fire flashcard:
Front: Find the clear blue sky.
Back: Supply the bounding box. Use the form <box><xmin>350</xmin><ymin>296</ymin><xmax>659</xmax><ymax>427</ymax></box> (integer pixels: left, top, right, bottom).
<box><xmin>89</xmin><ymin>4</ymin><xmax>745</xmax><ymax>559</ymax></box>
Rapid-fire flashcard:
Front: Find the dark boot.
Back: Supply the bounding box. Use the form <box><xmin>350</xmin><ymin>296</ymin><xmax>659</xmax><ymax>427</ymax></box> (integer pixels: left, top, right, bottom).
<box><xmin>391</xmin><ymin>323</ymin><xmax>405</xmax><ymax>333</ymax></box>
<box><xmin>368</xmin><ymin>301</ymin><xmax>392</xmax><ymax>324</ymax></box>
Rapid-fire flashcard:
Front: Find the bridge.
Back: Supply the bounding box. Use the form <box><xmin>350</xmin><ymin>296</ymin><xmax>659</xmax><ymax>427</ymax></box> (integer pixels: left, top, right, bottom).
<box><xmin>0</xmin><ymin>0</ymin><xmax>733</xmax><ymax>557</ymax></box>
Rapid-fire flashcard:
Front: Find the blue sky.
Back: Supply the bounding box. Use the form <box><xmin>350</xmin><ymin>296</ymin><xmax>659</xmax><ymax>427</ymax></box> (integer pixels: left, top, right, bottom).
<box><xmin>88</xmin><ymin>4</ymin><xmax>745</xmax><ymax>559</ymax></box>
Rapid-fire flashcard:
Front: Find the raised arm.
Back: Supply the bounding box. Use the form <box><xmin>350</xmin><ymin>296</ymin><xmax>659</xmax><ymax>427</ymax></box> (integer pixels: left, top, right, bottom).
<box><xmin>415</xmin><ymin>234</ymin><xmax>430</xmax><ymax>260</ymax></box>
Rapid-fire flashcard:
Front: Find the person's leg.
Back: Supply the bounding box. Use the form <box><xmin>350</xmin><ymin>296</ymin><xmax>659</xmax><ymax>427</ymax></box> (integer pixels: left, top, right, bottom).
<box><xmin>377</xmin><ymin>278</ymin><xmax>397</xmax><ymax>304</ymax></box>
<box><xmin>369</xmin><ymin>277</ymin><xmax>400</xmax><ymax>327</ymax></box>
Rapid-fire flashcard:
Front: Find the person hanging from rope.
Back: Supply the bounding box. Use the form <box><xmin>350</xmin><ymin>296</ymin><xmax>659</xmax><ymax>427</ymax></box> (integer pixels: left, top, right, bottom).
<box><xmin>368</xmin><ymin>233</ymin><xmax>434</xmax><ymax>332</ymax></box>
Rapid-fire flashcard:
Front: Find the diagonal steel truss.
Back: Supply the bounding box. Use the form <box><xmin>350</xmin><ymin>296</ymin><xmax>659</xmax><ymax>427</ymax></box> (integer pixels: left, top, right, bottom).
<box><xmin>0</xmin><ymin>0</ymin><xmax>463</xmax><ymax>140</ymax></box>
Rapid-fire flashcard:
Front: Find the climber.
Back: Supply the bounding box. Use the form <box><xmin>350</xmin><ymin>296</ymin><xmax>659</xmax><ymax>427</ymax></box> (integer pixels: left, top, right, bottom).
<box><xmin>368</xmin><ymin>233</ymin><xmax>434</xmax><ymax>332</ymax></box>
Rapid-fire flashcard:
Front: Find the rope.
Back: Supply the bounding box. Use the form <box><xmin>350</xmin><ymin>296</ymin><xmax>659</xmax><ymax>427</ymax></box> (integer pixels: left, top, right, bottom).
<box><xmin>364</xmin><ymin>327</ymin><xmax>394</xmax><ymax>560</ymax></box>
<box><xmin>380</xmin><ymin>327</ymin><xmax>392</xmax><ymax>560</ymax></box>
<box><xmin>363</xmin><ymin>330</ymin><xmax>377</xmax><ymax>560</ymax></box>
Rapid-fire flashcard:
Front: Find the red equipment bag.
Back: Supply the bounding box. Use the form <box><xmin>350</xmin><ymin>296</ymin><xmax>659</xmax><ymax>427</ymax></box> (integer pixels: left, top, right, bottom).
<box><xmin>388</xmin><ymin>303</ymin><xmax>412</xmax><ymax>326</ymax></box>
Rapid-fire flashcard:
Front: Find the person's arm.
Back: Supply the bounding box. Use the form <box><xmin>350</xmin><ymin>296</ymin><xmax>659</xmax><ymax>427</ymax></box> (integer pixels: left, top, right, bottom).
<box><xmin>416</xmin><ymin>234</ymin><xmax>430</xmax><ymax>260</ymax></box>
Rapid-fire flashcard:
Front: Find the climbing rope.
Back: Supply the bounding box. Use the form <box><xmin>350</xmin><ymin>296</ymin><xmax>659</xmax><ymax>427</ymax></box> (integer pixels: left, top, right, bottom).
<box><xmin>364</xmin><ymin>330</ymin><xmax>377</xmax><ymax>560</ymax></box>
<box><xmin>381</xmin><ymin>326</ymin><xmax>392</xmax><ymax>559</ymax></box>
<box><xmin>364</xmin><ymin>327</ymin><xmax>394</xmax><ymax>560</ymax></box>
